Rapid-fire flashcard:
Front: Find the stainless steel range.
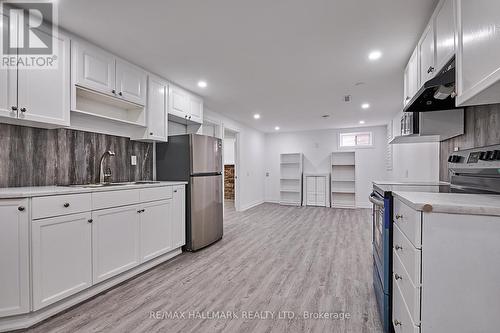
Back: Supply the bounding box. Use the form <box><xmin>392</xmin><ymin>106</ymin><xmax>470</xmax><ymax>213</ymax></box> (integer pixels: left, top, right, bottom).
<box><xmin>370</xmin><ymin>144</ymin><xmax>500</xmax><ymax>333</ymax></box>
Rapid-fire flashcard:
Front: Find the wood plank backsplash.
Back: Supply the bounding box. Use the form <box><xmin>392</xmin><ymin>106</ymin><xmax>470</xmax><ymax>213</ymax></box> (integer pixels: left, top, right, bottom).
<box><xmin>440</xmin><ymin>104</ymin><xmax>500</xmax><ymax>181</ymax></box>
<box><xmin>0</xmin><ymin>124</ymin><xmax>153</xmax><ymax>187</ymax></box>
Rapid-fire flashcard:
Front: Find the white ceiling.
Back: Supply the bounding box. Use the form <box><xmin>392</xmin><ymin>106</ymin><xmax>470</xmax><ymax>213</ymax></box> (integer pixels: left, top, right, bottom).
<box><xmin>58</xmin><ymin>0</ymin><xmax>437</xmax><ymax>133</ymax></box>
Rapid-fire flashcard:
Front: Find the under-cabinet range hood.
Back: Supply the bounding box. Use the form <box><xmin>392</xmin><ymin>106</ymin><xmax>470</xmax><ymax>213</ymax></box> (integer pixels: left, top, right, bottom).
<box><xmin>404</xmin><ymin>57</ymin><xmax>457</xmax><ymax>113</ymax></box>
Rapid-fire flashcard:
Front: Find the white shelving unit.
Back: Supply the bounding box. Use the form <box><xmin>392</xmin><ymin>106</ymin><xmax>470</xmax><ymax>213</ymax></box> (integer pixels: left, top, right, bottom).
<box><xmin>331</xmin><ymin>152</ymin><xmax>356</xmax><ymax>208</ymax></box>
<box><xmin>279</xmin><ymin>153</ymin><xmax>303</xmax><ymax>206</ymax></box>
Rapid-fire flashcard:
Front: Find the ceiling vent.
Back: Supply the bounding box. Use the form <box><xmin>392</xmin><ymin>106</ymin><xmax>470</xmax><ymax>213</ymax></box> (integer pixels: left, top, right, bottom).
<box><xmin>344</xmin><ymin>95</ymin><xmax>351</xmax><ymax>103</ymax></box>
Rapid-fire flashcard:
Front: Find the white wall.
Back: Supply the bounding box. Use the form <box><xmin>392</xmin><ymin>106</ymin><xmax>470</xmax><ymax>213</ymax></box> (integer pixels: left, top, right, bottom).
<box><xmin>264</xmin><ymin>125</ymin><xmax>388</xmax><ymax>208</ymax></box>
<box><xmin>203</xmin><ymin>109</ymin><xmax>266</xmax><ymax>211</ymax></box>
<box><xmin>224</xmin><ymin>138</ymin><xmax>235</xmax><ymax>165</ymax></box>
<box><xmin>388</xmin><ymin>112</ymin><xmax>440</xmax><ymax>182</ymax></box>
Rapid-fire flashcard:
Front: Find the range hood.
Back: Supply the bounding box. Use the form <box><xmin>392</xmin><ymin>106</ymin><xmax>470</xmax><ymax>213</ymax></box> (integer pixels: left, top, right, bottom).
<box><xmin>404</xmin><ymin>57</ymin><xmax>457</xmax><ymax>113</ymax></box>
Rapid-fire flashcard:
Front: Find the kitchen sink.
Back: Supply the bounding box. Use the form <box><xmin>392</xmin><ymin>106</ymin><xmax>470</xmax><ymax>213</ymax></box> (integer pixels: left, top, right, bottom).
<box><xmin>61</xmin><ymin>181</ymin><xmax>160</xmax><ymax>188</ymax></box>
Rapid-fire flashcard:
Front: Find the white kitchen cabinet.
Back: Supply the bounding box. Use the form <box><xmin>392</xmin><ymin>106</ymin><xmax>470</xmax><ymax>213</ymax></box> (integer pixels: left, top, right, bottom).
<box><xmin>92</xmin><ymin>205</ymin><xmax>141</xmax><ymax>283</ymax></box>
<box><xmin>168</xmin><ymin>85</ymin><xmax>203</xmax><ymax>124</ymax></box>
<box><xmin>456</xmin><ymin>0</ymin><xmax>500</xmax><ymax>106</ymax></box>
<box><xmin>115</xmin><ymin>59</ymin><xmax>147</xmax><ymax>105</ymax></box>
<box><xmin>32</xmin><ymin>212</ymin><xmax>92</xmax><ymax>310</ymax></box>
<box><xmin>305</xmin><ymin>175</ymin><xmax>328</xmax><ymax>207</ymax></box>
<box><xmin>0</xmin><ymin>199</ymin><xmax>29</xmax><ymax>317</ymax></box>
<box><xmin>139</xmin><ymin>199</ymin><xmax>173</xmax><ymax>262</ymax></box>
<box><xmin>418</xmin><ymin>22</ymin><xmax>436</xmax><ymax>86</ymax></box>
<box><xmin>403</xmin><ymin>47</ymin><xmax>419</xmax><ymax>105</ymax></box>
<box><xmin>145</xmin><ymin>75</ymin><xmax>168</xmax><ymax>141</ymax></box>
<box><xmin>73</xmin><ymin>40</ymin><xmax>116</xmax><ymax>96</ymax></box>
<box><xmin>434</xmin><ymin>0</ymin><xmax>455</xmax><ymax>71</ymax></box>
<box><xmin>172</xmin><ymin>185</ymin><xmax>186</xmax><ymax>248</ymax></box>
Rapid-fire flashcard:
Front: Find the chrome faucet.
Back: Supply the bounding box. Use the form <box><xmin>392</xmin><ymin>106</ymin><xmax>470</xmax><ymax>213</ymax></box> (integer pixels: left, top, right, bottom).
<box><xmin>99</xmin><ymin>150</ymin><xmax>116</xmax><ymax>184</ymax></box>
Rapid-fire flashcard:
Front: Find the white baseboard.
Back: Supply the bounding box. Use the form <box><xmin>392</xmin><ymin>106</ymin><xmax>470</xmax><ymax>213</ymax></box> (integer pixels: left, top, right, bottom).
<box><xmin>240</xmin><ymin>200</ymin><xmax>264</xmax><ymax>211</ymax></box>
<box><xmin>264</xmin><ymin>200</ymin><xmax>279</xmax><ymax>204</ymax></box>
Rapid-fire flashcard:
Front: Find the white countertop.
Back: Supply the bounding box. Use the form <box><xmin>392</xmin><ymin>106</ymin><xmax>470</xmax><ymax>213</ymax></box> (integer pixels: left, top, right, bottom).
<box><xmin>373</xmin><ymin>180</ymin><xmax>450</xmax><ymax>186</ymax></box>
<box><xmin>0</xmin><ymin>181</ymin><xmax>188</xmax><ymax>199</ymax></box>
<box><xmin>393</xmin><ymin>191</ymin><xmax>500</xmax><ymax>216</ymax></box>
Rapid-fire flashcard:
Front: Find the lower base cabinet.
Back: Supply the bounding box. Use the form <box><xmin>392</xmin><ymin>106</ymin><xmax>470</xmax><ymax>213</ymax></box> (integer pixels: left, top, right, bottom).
<box><xmin>172</xmin><ymin>185</ymin><xmax>186</xmax><ymax>248</ymax></box>
<box><xmin>92</xmin><ymin>205</ymin><xmax>141</xmax><ymax>284</ymax></box>
<box><xmin>32</xmin><ymin>212</ymin><xmax>92</xmax><ymax>310</ymax></box>
<box><xmin>0</xmin><ymin>199</ymin><xmax>30</xmax><ymax>317</ymax></box>
<box><xmin>140</xmin><ymin>199</ymin><xmax>173</xmax><ymax>261</ymax></box>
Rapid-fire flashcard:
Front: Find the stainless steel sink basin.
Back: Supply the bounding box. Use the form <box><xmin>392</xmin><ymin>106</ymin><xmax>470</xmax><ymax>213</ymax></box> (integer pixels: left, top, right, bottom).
<box><xmin>61</xmin><ymin>181</ymin><xmax>160</xmax><ymax>188</ymax></box>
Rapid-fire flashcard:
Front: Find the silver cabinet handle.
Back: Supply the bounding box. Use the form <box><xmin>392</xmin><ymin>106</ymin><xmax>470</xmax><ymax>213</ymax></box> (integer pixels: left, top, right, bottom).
<box><xmin>427</xmin><ymin>66</ymin><xmax>435</xmax><ymax>74</ymax></box>
<box><xmin>395</xmin><ymin>214</ymin><xmax>403</xmax><ymax>220</ymax></box>
<box><xmin>394</xmin><ymin>320</ymin><xmax>402</xmax><ymax>326</ymax></box>
<box><xmin>395</xmin><ymin>273</ymin><xmax>402</xmax><ymax>280</ymax></box>
<box><xmin>394</xmin><ymin>245</ymin><xmax>403</xmax><ymax>251</ymax></box>
<box><xmin>63</xmin><ymin>203</ymin><xmax>70</xmax><ymax>208</ymax></box>
<box><xmin>173</xmin><ymin>190</ymin><xmax>177</xmax><ymax>193</ymax></box>
<box><xmin>88</xmin><ymin>219</ymin><xmax>93</xmax><ymax>223</ymax></box>
<box><xmin>18</xmin><ymin>206</ymin><xmax>25</xmax><ymax>212</ymax></box>
<box><xmin>11</xmin><ymin>106</ymin><xmax>18</xmax><ymax>111</ymax></box>
<box><xmin>20</xmin><ymin>107</ymin><xmax>27</xmax><ymax>113</ymax></box>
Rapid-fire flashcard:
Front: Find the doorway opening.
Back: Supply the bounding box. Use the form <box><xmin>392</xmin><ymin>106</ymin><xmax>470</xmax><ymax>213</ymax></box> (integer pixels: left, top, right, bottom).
<box><xmin>223</xmin><ymin>128</ymin><xmax>238</xmax><ymax>213</ymax></box>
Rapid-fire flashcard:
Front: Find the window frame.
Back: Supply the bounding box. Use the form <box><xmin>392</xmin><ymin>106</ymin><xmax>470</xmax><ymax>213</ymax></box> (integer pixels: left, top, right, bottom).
<box><xmin>338</xmin><ymin>131</ymin><xmax>374</xmax><ymax>149</ymax></box>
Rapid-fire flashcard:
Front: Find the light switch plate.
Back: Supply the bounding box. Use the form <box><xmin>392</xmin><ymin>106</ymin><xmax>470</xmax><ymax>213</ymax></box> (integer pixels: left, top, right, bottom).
<box><xmin>131</xmin><ymin>155</ymin><xmax>137</xmax><ymax>166</ymax></box>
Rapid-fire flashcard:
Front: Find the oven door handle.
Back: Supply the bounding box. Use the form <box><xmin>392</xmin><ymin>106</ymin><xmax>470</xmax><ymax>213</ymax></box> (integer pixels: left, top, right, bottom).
<box><xmin>369</xmin><ymin>192</ymin><xmax>384</xmax><ymax>206</ymax></box>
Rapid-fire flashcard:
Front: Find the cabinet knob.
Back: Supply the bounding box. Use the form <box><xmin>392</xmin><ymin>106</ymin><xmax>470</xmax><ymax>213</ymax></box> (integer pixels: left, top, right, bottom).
<box><xmin>427</xmin><ymin>66</ymin><xmax>435</xmax><ymax>74</ymax></box>
<box><xmin>395</xmin><ymin>214</ymin><xmax>403</xmax><ymax>220</ymax></box>
<box><xmin>150</xmin><ymin>132</ymin><xmax>153</xmax><ymax>135</ymax></box>
<box><xmin>88</xmin><ymin>219</ymin><xmax>93</xmax><ymax>223</ymax></box>
<box><xmin>18</xmin><ymin>206</ymin><xmax>25</xmax><ymax>212</ymax></box>
<box><xmin>11</xmin><ymin>106</ymin><xmax>18</xmax><ymax>111</ymax></box>
<box><xmin>394</xmin><ymin>320</ymin><xmax>402</xmax><ymax>326</ymax></box>
<box><xmin>394</xmin><ymin>273</ymin><xmax>402</xmax><ymax>280</ymax></box>
<box><xmin>112</xmin><ymin>89</ymin><xmax>116</xmax><ymax>94</ymax></box>
<box><xmin>394</xmin><ymin>245</ymin><xmax>403</xmax><ymax>251</ymax></box>
<box><xmin>63</xmin><ymin>203</ymin><xmax>70</xmax><ymax>208</ymax></box>
<box><xmin>173</xmin><ymin>190</ymin><xmax>177</xmax><ymax>193</ymax></box>
<box><xmin>119</xmin><ymin>92</ymin><xmax>123</xmax><ymax>96</ymax></box>
<box><xmin>189</xmin><ymin>116</ymin><xmax>192</xmax><ymax>119</ymax></box>
<box><xmin>20</xmin><ymin>107</ymin><xmax>27</xmax><ymax>113</ymax></box>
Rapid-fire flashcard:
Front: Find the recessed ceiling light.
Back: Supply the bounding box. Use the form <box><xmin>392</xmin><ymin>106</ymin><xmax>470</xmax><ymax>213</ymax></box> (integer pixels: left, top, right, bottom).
<box><xmin>197</xmin><ymin>80</ymin><xmax>207</xmax><ymax>88</ymax></box>
<box><xmin>359</xmin><ymin>120</ymin><xmax>366</xmax><ymax>124</ymax></box>
<box><xmin>361</xmin><ymin>103</ymin><xmax>370</xmax><ymax>109</ymax></box>
<box><xmin>274</xmin><ymin>126</ymin><xmax>280</xmax><ymax>131</ymax></box>
<box><xmin>253</xmin><ymin>114</ymin><xmax>261</xmax><ymax>119</ymax></box>
<box><xmin>368</xmin><ymin>50</ymin><xmax>382</xmax><ymax>61</ymax></box>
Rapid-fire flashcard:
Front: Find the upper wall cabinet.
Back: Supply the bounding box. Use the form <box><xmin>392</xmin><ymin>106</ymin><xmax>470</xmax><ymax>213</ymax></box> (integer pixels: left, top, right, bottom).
<box><xmin>435</xmin><ymin>0</ymin><xmax>456</xmax><ymax>71</ymax></box>
<box><xmin>0</xmin><ymin>15</ymin><xmax>70</xmax><ymax>128</ymax></box>
<box><xmin>419</xmin><ymin>23</ymin><xmax>436</xmax><ymax>85</ymax></box>
<box><xmin>168</xmin><ymin>85</ymin><xmax>203</xmax><ymax>124</ymax></box>
<box><xmin>72</xmin><ymin>40</ymin><xmax>147</xmax><ymax>106</ymax></box>
<box><xmin>403</xmin><ymin>47</ymin><xmax>419</xmax><ymax>106</ymax></box>
<box><xmin>456</xmin><ymin>0</ymin><xmax>500</xmax><ymax>106</ymax></box>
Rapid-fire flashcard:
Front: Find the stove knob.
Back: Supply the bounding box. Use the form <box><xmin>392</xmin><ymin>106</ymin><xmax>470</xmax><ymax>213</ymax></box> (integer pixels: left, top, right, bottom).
<box><xmin>486</xmin><ymin>151</ymin><xmax>495</xmax><ymax>161</ymax></box>
<box><xmin>479</xmin><ymin>151</ymin><xmax>488</xmax><ymax>161</ymax></box>
<box><xmin>453</xmin><ymin>155</ymin><xmax>462</xmax><ymax>163</ymax></box>
<box><xmin>448</xmin><ymin>155</ymin><xmax>454</xmax><ymax>163</ymax></box>
<box><xmin>493</xmin><ymin>150</ymin><xmax>500</xmax><ymax>160</ymax></box>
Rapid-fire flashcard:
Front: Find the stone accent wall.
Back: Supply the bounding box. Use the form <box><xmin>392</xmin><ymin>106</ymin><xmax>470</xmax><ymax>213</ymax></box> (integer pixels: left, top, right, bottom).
<box><xmin>224</xmin><ymin>164</ymin><xmax>235</xmax><ymax>200</ymax></box>
<box><xmin>0</xmin><ymin>123</ymin><xmax>153</xmax><ymax>187</ymax></box>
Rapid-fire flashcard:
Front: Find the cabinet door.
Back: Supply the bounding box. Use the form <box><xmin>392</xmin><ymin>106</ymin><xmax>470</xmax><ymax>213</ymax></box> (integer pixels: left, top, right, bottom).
<box><xmin>147</xmin><ymin>76</ymin><xmax>167</xmax><ymax>141</ymax></box>
<box><xmin>419</xmin><ymin>23</ymin><xmax>436</xmax><ymax>85</ymax></box>
<box><xmin>32</xmin><ymin>212</ymin><xmax>92</xmax><ymax>310</ymax></box>
<box><xmin>116</xmin><ymin>59</ymin><xmax>147</xmax><ymax>105</ymax></box>
<box><xmin>169</xmin><ymin>86</ymin><xmax>189</xmax><ymax>119</ymax></box>
<box><xmin>0</xmin><ymin>14</ymin><xmax>17</xmax><ymax>120</ymax></box>
<box><xmin>0</xmin><ymin>199</ymin><xmax>29</xmax><ymax>316</ymax></box>
<box><xmin>188</xmin><ymin>95</ymin><xmax>204</xmax><ymax>124</ymax></box>
<box><xmin>172</xmin><ymin>185</ymin><xmax>186</xmax><ymax>249</ymax></box>
<box><xmin>140</xmin><ymin>199</ymin><xmax>172</xmax><ymax>262</ymax></box>
<box><xmin>435</xmin><ymin>0</ymin><xmax>455</xmax><ymax>71</ymax></box>
<box><xmin>17</xmin><ymin>32</ymin><xmax>70</xmax><ymax>126</ymax></box>
<box><xmin>306</xmin><ymin>177</ymin><xmax>317</xmax><ymax>206</ymax></box>
<box><xmin>92</xmin><ymin>205</ymin><xmax>140</xmax><ymax>283</ymax></box>
<box><xmin>408</xmin><ymin>48</ymin><xmax>419</xmax><ymax>98</ymax></box>
<box><xmin>316</xmin><ymin>177</ymin><xmax>327</xmax><ymax>207</ymax></box>
<box><xmin>73</xmin><ymin>40</ymin><xmax>116</xmax><ymax>95</ymax></box>
<box><xmin>403</xmin><ymin>64</ymin><xmax>410</xmax><ymax>106</ymax></box>
<box><xmin>456</xmin><ymin>0</ymin><xmax>500</xmax><ymax>106</ymax></box>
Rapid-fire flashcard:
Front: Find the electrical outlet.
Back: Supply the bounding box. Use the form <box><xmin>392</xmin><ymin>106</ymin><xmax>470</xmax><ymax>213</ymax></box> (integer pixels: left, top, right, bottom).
<box><xmin>131</xmin><ymin>155</ymin><xmax>137</xmax><ymax>166</ymax></box>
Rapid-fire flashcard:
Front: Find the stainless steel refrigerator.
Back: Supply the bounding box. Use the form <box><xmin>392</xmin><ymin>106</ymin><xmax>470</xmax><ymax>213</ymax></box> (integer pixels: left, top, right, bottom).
<box><xmin>156</xmin><ymin>134</ymin><xmax>223</xmax><ymax>251</ymax></box>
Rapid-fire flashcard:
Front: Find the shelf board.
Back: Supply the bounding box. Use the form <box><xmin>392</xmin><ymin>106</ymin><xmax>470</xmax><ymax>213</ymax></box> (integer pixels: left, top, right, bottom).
<box><xmin>332</xmin><ymin>189</ymin><xmax>355</xmax><ymax>194</ymax></box>
<box><xmin>332</xmin><ymin>163</ymin><xmax>355</xmax><ymax>166</ymax></box>
<box><xmin>331</xmin><ymin>204</ymin><xmax>356</xmax><ymax>209</ymax></box>
<box><xmin>279</xmin><ymin>200</ymin><xmax>301</xmax><ymax>206</ymax></box>
<box><xmin>71</xmin><ymin>109</ymin><xmax>146</xmax><ymax>127</ymax></box>
<box><xmin>280</xmin><ymin>162</ymin><xmax>301</xmax><ymax>165</ymax></box>
<box><xmin>76</xmin><ymin>85</ymin><xmax>144</xmax><ymax>109</ymax></box>
<box><xmin>280</xmin><ymin>177</ymin><xmax>301</xmax><ymax>180</ymax></box>
<box><xmin>280</xmin><ymin>189</ymin><xmax>301</xmax><ymax>193</ymax></box>
<box><xmin>331</xmin><ymin>178</ymin><xmax>355</xmax><ymax>182</ymax></box>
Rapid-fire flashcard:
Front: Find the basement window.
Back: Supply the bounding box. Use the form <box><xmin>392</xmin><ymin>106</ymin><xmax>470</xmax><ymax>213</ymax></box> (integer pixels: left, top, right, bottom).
<box><xmin>339</xmin><ymin>132</ymin><xmax>373</xmax><ymax>148</ymax></box>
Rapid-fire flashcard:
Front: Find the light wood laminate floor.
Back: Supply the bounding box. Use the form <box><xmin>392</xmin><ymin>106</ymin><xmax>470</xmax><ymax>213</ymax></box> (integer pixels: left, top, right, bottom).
<box><xmin>24</xmin><ymin>203</ymin><xmax>382</xmax><ymax>333</ymax></box>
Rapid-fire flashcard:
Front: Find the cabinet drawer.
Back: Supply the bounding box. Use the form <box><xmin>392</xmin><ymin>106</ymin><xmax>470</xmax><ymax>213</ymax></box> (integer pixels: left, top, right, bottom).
<box><xmin>140</xmin><ymin>186</ymin><xmax>173</xmax><ymax>202</ymax></box>
<box><xmin>394</xmin><ymin>250</ymin><xmax>421</xmax><ymax>325</ymax></box>
<box><xmin>32</xmin><ymin>194</ymin><xmax>91</xmax><ymax>219</ymax></box>
<box><xmin>394</xmin><ymin>198</ymin><xmax>422</xmax><ymax>248</ymax></box>
<box><xmin>92</xmin><ymin>189</ymin><xmax>140</xmax><ymax>210</ymax></box>
<box><xmin>393</xmin><ymin>223</ymin><xmax>421</xmax><ymax>286</ymax></box>
<box><xmin>393</xmin><ymin>280</ymin><xmax>420</xmax><ymax>333</ymax></box>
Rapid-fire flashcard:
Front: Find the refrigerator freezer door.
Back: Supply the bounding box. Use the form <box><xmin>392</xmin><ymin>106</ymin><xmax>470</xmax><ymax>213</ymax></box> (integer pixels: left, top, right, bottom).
<box><xmin>189</xmin><ymin>174</ymin><xmax>223</xmax><ymax>250</ymax></box>
<box><xmin>190</xmin><ymin>135</ymin><xmax>223</xmax><ymax>175</ymax></box>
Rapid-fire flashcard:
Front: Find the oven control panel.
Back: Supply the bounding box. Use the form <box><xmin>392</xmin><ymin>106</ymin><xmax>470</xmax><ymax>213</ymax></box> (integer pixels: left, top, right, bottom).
<box><xmin>448</xmin><ymin>144</ymin><xmax>500</xmax><ymax>170</ymax></box>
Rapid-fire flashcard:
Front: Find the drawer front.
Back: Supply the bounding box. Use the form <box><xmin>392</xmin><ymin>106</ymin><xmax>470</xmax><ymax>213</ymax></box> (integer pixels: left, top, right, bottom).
<box><xmin>394</xmin><ymin>198</ymin><xmax>422</xmax><ymax>248</ymax></box>
<box><xmin>393</xmin><ymin>223</ymin><xmax>421</xmax><ymax>286</ymax></box>
<box><xmin>140</xmin><ymin>186</ymin><xmax>173</xmax><ymax>202</ymax></box>
<box><xmin>393</xmin><ymin>281</ymin><xmax>420</xmax><ymax>333</ymax></box>
<box><xmin>32</xmin><ymin>194</ymin><xmax>91</xmax><ymax>219</ymax></box>
<box><xmin>92</xmin><ymin>189</ymin><xmax>140</xmax><ymax>210</ymax></box>
<box><xmin>393</xmin><ymin>250</ymin><xmax>421</xmax><ymax>324</ymax></box>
